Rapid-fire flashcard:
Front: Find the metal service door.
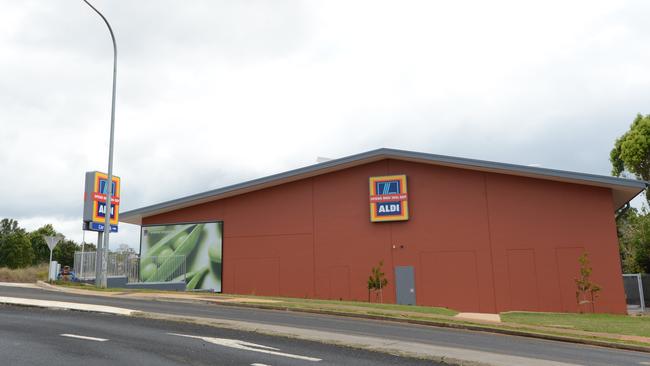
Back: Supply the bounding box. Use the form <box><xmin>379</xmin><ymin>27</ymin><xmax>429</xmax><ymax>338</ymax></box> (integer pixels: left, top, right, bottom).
<box><xmin>395</xmin><ymin>266</ymin><xmax>416</xmax><ymax>305</ymax></box>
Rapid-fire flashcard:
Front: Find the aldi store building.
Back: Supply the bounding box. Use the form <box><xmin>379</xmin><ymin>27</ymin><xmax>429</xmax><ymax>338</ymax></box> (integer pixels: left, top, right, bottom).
<box><xmin>120</xmin><ymin>148</ymin><xmax>645</xmax><ymax>314</ymax></box>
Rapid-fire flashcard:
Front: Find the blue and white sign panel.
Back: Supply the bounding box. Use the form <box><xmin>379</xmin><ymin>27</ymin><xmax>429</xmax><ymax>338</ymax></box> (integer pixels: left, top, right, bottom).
<box><xmin>87</xmin><ymin>222</ymin><xmax>118</xmax><ymax>233</ymax></box>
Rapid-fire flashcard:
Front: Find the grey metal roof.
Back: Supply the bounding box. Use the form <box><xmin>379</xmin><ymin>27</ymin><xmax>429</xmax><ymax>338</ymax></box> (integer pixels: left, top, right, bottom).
<box><xmin>120</xmin><ymin>148</ymin><xmax>647</xmax><ymax>225</ymax></box>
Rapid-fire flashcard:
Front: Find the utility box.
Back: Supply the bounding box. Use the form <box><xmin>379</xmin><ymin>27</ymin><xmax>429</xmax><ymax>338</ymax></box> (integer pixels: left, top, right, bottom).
<box><xmin>49</xmin><ymin>261</ymin><xmax>59</xmax><ymax>281</ymax></box>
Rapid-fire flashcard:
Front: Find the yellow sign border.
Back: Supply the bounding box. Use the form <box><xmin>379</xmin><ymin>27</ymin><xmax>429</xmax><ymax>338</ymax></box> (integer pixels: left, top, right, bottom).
<box><xmin>91</xmin><ymin>172</ymin><xmax>120</xmax><ymax>225</ymax></box>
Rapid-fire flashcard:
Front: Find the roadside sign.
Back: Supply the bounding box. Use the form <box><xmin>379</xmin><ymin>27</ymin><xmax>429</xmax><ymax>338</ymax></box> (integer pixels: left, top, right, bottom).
<box><xmin>44</xmin><ymin>234</ymin><xmax>64</xmax><ymax>281</ymax></box>
<box><xmin>83</xmin><ymin>171</ymin><xmax>120</xmax><ymax>232</ymax></box>
<box><xmin>44</xmin><ymin>235</ymin><xmax>64</xmax><ymax>251</ymax></box>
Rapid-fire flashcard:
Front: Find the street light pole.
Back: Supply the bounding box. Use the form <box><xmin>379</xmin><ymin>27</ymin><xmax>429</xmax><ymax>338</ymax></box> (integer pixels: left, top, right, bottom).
<box><xmin>82</xmin><ymin>0</ymin><xmax>117</xmax><ymax>288</ymax></box>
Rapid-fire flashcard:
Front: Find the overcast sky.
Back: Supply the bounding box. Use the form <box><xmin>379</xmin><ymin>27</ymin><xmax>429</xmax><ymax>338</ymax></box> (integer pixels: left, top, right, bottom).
<box><xmin>1</xmin><ymin>0</ymin><xmax>649</xmax><ymax>250</ymax></box>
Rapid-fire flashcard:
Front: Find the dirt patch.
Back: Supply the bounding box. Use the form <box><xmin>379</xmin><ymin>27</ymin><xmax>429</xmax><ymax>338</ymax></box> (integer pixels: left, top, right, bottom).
<box><xmin>205</xmin><ymin>297</ymin><xmax>281</xmax><ymax>304</ymax></box>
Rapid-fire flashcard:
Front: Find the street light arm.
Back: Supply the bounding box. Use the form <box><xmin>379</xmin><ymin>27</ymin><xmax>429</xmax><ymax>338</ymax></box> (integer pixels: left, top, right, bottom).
<box><xmin>81</xmin><ymin>0</ymin><xmax>117</xmax><ymax>106</ymax></box>
<box><xmin>81</xmin><ymin>0</ymin><xmax>117</xmax><ymax>59</ymax></box>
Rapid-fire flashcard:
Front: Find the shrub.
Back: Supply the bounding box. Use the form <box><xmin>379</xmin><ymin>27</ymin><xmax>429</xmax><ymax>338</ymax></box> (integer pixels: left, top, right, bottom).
<box><xmin>0</xmin><ymin>231</ymin><xmax>35</xmax><ymax>269</ymax></box>
<box><xmin>0</xmin><ymin>263</ymin><xmax>48</xmax><ymax>282</ymax></box>
<box><xmin>368</xmin><ymin>260</ymin><xmax>389</xmax><ymax>303</ymax></box>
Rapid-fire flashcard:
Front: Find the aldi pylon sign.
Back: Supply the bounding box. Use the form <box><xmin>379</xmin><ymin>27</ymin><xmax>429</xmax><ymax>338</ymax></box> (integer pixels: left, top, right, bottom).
<box><xmin>369</xmin><ymin>174</ymin><xmax>409</xmax><ymax>222</ymax></box>
<box><xmin>83</xmin><ymin>171</ymin><xmax>120</xmax><ymax>232</ymax></box>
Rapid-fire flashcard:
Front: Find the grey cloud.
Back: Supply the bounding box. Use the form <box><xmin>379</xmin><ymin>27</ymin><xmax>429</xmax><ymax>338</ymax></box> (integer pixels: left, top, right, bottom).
<box><xmin>12</xmin><ymin>1</ymin><xmax>312</xmax><ymax>64</ymax></box>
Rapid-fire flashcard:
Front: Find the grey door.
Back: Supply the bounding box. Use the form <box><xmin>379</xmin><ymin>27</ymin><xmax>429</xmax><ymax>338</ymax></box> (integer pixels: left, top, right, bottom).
<box><xmin>395</xmin><ymin>266</ymin><xmax>416</xmax><ymax>305</ymax></box>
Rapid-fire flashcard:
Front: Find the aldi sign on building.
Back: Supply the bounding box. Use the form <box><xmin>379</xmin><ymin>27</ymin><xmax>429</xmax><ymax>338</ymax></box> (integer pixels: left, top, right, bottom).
<box><xmin>369</xmin><ymin>174</ymin><xmax>409</xmax><ymax>222</ymax></box>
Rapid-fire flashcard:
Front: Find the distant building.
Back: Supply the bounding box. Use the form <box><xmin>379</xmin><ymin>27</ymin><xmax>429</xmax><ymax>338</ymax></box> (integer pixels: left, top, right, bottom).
<box><xmin>116</xmin><ymin>243</ymin><xmax>137</xmax><ymax>255</ymax></box>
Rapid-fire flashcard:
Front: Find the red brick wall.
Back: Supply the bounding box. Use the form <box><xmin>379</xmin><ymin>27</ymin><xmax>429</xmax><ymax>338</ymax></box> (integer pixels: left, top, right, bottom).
<box><xmin>143</xmin><ymin>159</ymin><xmax>627</xmax><ymax>313</ymax></box>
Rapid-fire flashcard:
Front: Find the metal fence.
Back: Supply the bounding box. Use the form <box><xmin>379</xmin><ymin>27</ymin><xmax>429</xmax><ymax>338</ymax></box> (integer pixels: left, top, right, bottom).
<box><xmin>74</xmin><ymin>251</ymin><xmax>96</xmax><ymax>280</ymax></box>
<box><xmin>74</xmin><ymin>251</ymin><xmax>138</xmax><ymax>282</ymax></box>
<box><xmin>74</xmin><ymin>252</ymin><xmax>186</xmax><ymax>284</ymax></box>
<box><xmin>623</xmin><ymin>273</ymin><xmax>649</xmax><ymax>313</ymax></box>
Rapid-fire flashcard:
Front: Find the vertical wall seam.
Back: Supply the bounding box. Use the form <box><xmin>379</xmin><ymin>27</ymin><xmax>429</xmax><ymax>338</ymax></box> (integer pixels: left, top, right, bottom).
<box><xmin>483</xmin><ymin>173</ymin><xmax>499</xmax><ymax>312</ymax></box>
<box><xmin>532</xmin><ymin>250</ymin><xmax>540</xmax><ymax>309</ymax></box>
<box><xmin>554</xmin><ymin>249</ymin><xmax>563</xmax><ymax>311</ymax></box>
<box><xmin>311</xmin><ymin>177</ymin><xmax>317</xmax><ymax>297</ymax></box>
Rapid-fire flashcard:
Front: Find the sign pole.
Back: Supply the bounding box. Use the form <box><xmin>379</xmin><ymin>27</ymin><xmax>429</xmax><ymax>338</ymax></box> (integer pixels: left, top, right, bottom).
<box><xmin>44</xmin><ymin>235</ymin><xmax>63</xmax><ymax>282</ymax></box>
<box><xmin>79</xmin><ymin>230</ymin><xmax>86</xmax><ymax>279</ymax></box>
<box><xmin>96</xmin><ymin>231</ymin><xmax>103</xmax><ymax>286</ymax></box>
<box><xmin>48</xmin><ymin>247</ymin><xmax>53</xmax><ymax>281</ymax></box>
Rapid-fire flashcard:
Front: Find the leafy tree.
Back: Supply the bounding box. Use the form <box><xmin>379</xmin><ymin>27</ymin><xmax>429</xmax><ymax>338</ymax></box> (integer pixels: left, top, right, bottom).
<box><xmin>53</xmin><ymin>239</ymin><xmax>80</xmax><ymax>267</ymax></box>
<box><xmin>0</xmin><ymin>218</ymin><xmax>24</xmax><ymax>236</ymax></box>
<box><xmin>367</xmin><ymin>260</ymin><xmax>389</xmax><ymax>303</ymax></box>
<box><xmin>610</xmin><ymin>114</ymin><xmax>650</xmax><ymax>203</ymax></box>
<box><xmin>29</xmin><ymin>224</ymin><xmax>57</xmax><ymax>264</ymax></box>
<box><xmin>81</xmin><ymin>242</ymin><xmax>97</xmax><ymax>252</ymax></box>
<box><xmin>575</xmin><ymin>252</ymin><xmax>601</xmax><ymax>313</ymax></box>
<box><xmin>0</xmin><ymin>231</ymin><xmax>35</xmax><ymax>269</ymax></box>
<box><xmin>0</xmin><ymin>219</ymin><xmax>87</xmax><ymax>269</ymax></box>
<box><xmin>617</xmin><ymin>207</ymin><xmax>650</xmax><ymax>273</ymax></box>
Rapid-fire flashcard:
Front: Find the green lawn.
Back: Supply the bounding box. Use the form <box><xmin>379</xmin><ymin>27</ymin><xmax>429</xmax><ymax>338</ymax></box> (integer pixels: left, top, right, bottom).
<box><xmin>260</xmin><ymin>296</ymin><xmax>458</xmax><ymax>317</ymax></box>
<box><xmin>501</xmin><ymin>311</ymin><xmax>650</xmax><ymax>338</ymax></box>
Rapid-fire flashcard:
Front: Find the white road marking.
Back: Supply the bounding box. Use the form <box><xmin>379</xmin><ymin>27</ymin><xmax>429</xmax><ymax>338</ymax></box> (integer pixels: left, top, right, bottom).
<box><xmin>168</xmin><ymin>333</ymin><xmax>321</xmax><ymax>362</ymax></box>
<box><xmin>60</xmin><ymin>334</ymin><xmax>109</xmax><ymax>342</ymax></box>
<box><xmin>251</xmin><ymin>364</ymin><xmax>271</xmax><ymax>366</ymax></box>
<box><xmin>0</xmin><ymin>296</ymin><xmax>135</xmax><ymax>316</ymax></box>
<box><xmin>638</xmin><ymin>362</ymin><xmax>650</xmax><ymax>365</ymax></box>
<box><xmin>0</xmin><ymin>282</ymin><xmax>38</xmax><ymax>288</ymax></box>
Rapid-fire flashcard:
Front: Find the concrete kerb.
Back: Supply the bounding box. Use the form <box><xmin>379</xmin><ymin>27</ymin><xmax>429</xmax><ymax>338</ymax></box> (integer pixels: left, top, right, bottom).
<box><xmin>32</xmin><ymin>282</ymin><xmax>650</xmax><ymax>354</ymax></box>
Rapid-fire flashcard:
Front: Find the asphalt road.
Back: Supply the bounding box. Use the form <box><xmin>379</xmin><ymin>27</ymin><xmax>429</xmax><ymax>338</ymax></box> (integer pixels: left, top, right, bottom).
<box><xmin>0</xmin><ymin>305</ymin><xmax>436</xmax><ymax>366</ymax></box>
<box><xmin>1</xmin><ymin>285</ymin><xmax>649</xmax><ymax>366</ymax></box>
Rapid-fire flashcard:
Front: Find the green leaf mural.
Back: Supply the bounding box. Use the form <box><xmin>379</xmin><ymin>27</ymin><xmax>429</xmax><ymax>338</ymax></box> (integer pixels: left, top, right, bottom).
<box><xmin>140</xmin><ymin>222</ymin><xmax>222</xmax><ymax>291</ymax></box>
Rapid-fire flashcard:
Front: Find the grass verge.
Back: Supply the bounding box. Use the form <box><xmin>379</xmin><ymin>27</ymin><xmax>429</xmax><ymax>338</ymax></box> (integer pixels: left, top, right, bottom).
<box><xmin>0</xmin><ymin>264</ymin><xmax>48</xmax><ymax>282</ymax></box>
<box><xmin>501</xmin><ymin>311</ymin><xmax>650</xmax><ymax>338</ymax></box>
<box><xmin>231</xmin><ymin>295</ymin><xmax>459</xmax><ymax>317</ymax></box>
<box><xmin>53</xmin><ymin>281</ymin><xmax>176</xmax><ymax>293</ymax></box>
